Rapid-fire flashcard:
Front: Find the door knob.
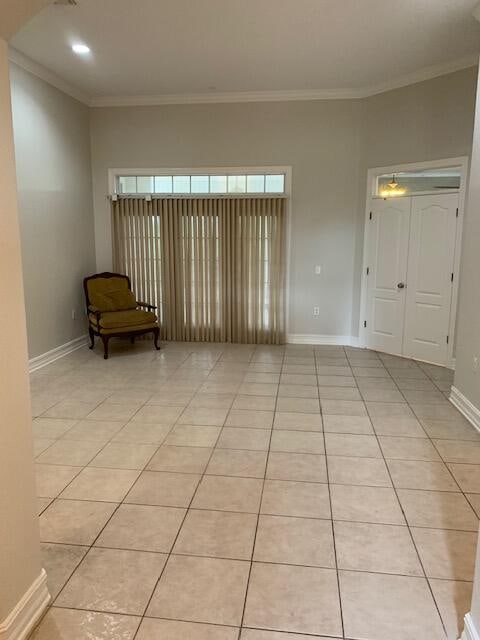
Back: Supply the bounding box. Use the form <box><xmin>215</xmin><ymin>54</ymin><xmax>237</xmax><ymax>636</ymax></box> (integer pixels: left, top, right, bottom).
<box><xmin>397</xmin><ymin>282</ymin><xmax>405</xmax><ymax>289</ymax></box>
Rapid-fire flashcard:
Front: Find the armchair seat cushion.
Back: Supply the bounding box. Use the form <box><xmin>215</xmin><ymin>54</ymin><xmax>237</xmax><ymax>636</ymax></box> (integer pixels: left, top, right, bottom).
<box><xmin>89</xmin><ymin>309</ymin><xmax>157</xmax><ymax>329</ymax></box>
<box><xmin>97</xmin><ymin>322</ymin><xmax>158</xmax><ymax>336</ymax></box>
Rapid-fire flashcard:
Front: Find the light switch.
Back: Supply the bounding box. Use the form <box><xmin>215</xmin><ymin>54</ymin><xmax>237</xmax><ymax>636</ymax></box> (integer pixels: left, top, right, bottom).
<box><xmin>315</xmin><ymin>265</ymin><xmax>321</xmax><ymax>275</ymax></box>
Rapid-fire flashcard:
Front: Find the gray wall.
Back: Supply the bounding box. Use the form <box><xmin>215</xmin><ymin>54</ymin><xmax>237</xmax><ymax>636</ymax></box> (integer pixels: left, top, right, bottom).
<box><xmin>10</xmin><ymin>63</ymin><xmax>96</xmax><ymax>358</ymax></box>
<box><xmin>90</xmin><ymin>68</ymin><xmax>477</xmax><ymax>339</ymax></box>
<box><xmin>454</xmin><ymin>62</ymin><xmax>480</xmax><ymax>411</ymax></box>
<box><xmin>351</xmin><ymin>67</ymin><xmax>477</xmax><ymax>335</ymax></box>
<box><xmin>91</xmin><ymin>99</ymin><xmax>363</xmax><ymax>338</ymax></box>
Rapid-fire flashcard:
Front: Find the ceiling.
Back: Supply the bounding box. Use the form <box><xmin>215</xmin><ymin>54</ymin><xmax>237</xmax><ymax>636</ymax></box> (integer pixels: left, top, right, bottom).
<box><xmin>9</xmin><ymin>0</ymin><xmax>480</xmax><ymax>106</ymax></box>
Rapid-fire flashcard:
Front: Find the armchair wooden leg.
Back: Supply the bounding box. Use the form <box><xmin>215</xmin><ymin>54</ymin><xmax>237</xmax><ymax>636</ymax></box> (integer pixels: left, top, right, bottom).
<box><xmin>101</xmin><ymin>335</ymin><xmax>110</xmax><ymax>360</ymax></box>
<box><xmin>88</xmin><ymin>326</ymin><xmax>95</xmax><ymax>349</ymax></box>
<box><xmin>153</xmin><ymin>327</ymin><xmax>160</xmax><ymax>351</ymax></box>
<box><xmin>130</xmin><ymin>336</ymin><xmax>135</xmax><ymax>345</ymax></box>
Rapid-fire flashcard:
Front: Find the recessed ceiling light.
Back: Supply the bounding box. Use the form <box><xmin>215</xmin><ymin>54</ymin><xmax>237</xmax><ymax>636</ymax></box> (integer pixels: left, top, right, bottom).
<box><xmin>72</xmin><ymin>43</ymin><xmax>90</xmax><ymax>55</ymax></box>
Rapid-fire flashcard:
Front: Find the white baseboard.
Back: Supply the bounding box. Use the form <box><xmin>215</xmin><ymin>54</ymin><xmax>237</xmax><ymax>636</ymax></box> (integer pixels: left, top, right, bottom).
<box><xmin>28</xmin><ymin>335</ymin><xmax>88</xmax><ymax>373</ymax></box>
<box><xmin>287</xmin><ymin>334</ymin><xmax>360</xmax><ymax>347</ymax></box>
<box><xmin>450</xmin><ymin>386</ymin><xmax>480</xmax><ymax>433</ymax></box>
<box><xmin>460</xmin><ymin>613</ymin><xmax>480</xmax><ymax>640</ymax></box>
<box><xmin>0</xmin><ymin>570</ymin><xmax>50</xmax><ymax>640</ymax></box>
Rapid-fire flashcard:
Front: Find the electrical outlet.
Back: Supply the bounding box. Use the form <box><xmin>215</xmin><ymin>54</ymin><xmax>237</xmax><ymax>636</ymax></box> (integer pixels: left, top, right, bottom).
<box><xmin>315</xmin><ymin>265</ymin><xmax>321</xmax><ymax>275</ymax></box>
<box><xmin>474</xmin><ymin>356</ymin><xmax>479</xmax><ymax>373</ymax></box>
<box><xmin>313</xmin><ymin>306</ymin><xmax>320</xmax><ymax>316</ymax></box>
<box><xmin>71</xmin><ymin>309</ymin><xmax>76</xmax><ymax>320</ymax></box>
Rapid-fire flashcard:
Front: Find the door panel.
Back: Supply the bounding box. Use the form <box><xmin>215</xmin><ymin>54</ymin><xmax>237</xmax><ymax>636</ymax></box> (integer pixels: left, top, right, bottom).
<box><xmin>366</xmin><ymin>197</ymin><xmax>410</xmax><ymax>354</ymax></box>
<box><xmin>403</xmin><ymin>193</ymin><xmax>458</xmax><ymax>365</ymax></box>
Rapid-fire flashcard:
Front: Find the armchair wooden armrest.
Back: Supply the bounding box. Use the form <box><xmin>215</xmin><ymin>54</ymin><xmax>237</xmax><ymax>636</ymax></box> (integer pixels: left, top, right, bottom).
<box><xmin>136</xmin><ymin>301</ymin><xmax>157</xmax><ymax>310</ymax></box>
<box><xmin>88</xmin><ymin>305</ymin><xmax>103</xmax><ymax>323</ymax></box>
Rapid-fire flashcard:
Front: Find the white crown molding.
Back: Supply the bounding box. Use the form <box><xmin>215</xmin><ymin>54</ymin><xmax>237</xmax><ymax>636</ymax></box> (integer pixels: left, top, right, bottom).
<box><xmin>8</xmin><ymin>47</ymin><xmax>90</xmax><ymax>105</ymax></box>
<box><xmin>29</xmin><ymin>334</ymin><xmax>88</xmax><ymax>372</ymax></box>
<box><xmin>364</xmin><ymin>53</ymin><xmax>479</xmax><ymax>98</ymax></box>
<box><xmin>8</xmin><ymin>46</ymin><xmax>478</xmax><ymax>108</ymax></box>
<box><xmin>0</xmin><ymin>569</ymin><xmax>50</xmax><ymax>640</ymax></box>
<box><xmin>450</xmin><ymin>385</ymin><xmax>480</xmax><ymax>433</ymax></box>
<box><xmin>90</xmin><ymin>87</ymin><xmax>364</xmax><ymax>107</ymax></box>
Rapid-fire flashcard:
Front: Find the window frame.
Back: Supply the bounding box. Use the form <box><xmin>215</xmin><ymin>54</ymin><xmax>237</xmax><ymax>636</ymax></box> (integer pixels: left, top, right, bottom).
<box><xmin>375</xmin><ymin>169</ymin><xmax>461</xmax><ymax>198</ymax></box>
<box><xmin>108</xmin><ymin>165</ymin><xmax>293</xmax><ymax>338</ymax></box>
<box><xmin>109</xmin><ymin>166</ymin><xmax>292</xmax><ymax>198</ymax></box>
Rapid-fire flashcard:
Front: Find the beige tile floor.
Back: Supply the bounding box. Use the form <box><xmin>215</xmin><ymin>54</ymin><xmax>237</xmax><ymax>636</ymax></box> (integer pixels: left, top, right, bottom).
<box><xmin>28</xmin><ymin>340</ymin><xmax>480</xmax><ymax>639</ymax></box>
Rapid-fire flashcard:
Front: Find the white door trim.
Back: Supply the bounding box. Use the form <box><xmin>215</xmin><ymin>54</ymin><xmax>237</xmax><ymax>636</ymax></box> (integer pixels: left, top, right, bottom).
<box><xmin>358</xmin><ymin>156</ymin><xmax>468</xmax><ymax>368</ymax></box>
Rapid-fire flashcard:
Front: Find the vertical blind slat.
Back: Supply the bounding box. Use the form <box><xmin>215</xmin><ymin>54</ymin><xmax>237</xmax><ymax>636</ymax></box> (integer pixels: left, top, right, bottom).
<box><xmin>112</xmin><ymin>197</ymin><xmax>286</xmax><ymax>344</ymax></box>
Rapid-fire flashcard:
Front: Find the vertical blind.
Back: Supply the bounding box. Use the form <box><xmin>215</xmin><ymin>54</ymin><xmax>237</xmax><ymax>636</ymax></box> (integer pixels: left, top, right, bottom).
<box><xmin>112</xmin><ymin>196</ymin><xmax>286</xmax><ymax>344</ymax></box>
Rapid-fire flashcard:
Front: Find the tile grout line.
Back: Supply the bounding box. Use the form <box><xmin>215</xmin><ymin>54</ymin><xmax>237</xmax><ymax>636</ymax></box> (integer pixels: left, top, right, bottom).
<box><xmin>34</xmin><ymin>355</ymin><xmax>190</xmax><ymax>462</ymax></box>
<box><xmin>237</xmin><ymin>347</ymin><xmax>283</xmax><ymax>638</ymax></box>
<box><xmin>49</xmin><ymin>413</ymin><xmax>181</xmax><ymax>613</ymax></box>
<box><xmin>29</xmin><ymin>370</ymin><xmax>167</xmax><ymax>637</ymax></box>
<box><xmin>38</xmin><ymin>500</ymin><xmax>480</xmax><ymax>533</ymax></box>
<box><xmin>38</xmin><ymin>543</ymin><xmax>479</xmax><ymax>581</ymax></box>
<box><xmin>392</xmin><ymin>366</ymin><xmax>465</xmax><ymax>496</ymax></box>
<box><xmin>371</xmin><ymin>352</ymin><xmax>450</xmax><ymax>638</ymax></box>
<box><xmin>125</xmin><ymin>345</ymin><xmax>279</xmax><ymax>638</ymax></box>
<box><xmin>31</xmin><ymin>343</ymin><xmax>475</xmax><ymax>639</ymax></box>
<box><xmin>130</xmin><ymin>361</ymin><xmax>240</xmax><ymax>639</ymax></box>
<box><xmin>396</xmin><ymin>360</ymin><xmax>480</xmax><ymax>621</ymax></box>
<box><xmin>42</xmin><ymin>347</ymin><xmax>202</xmax><ymax>622</ymax></box>
<box><xmin>318</xmin><ymin>346</ymin><xmax>346</xmax><ymax>640</ymax></box>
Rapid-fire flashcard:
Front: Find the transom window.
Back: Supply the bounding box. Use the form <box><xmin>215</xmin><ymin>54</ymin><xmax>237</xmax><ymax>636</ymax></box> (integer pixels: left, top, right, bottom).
<box><xmin>116</xmin><ymin>172</ymin><xmax>286</xmax><ymax>195</ymax></box>
<box><xmin>375</xmin><ymin>167</ymin><xmax>461</xmax><ymax>197</ymax></box>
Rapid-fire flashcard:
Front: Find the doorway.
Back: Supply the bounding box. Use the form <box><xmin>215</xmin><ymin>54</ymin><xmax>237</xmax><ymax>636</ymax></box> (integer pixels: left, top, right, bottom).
<box><xmin>359</xmin><ymin>158</ymin><xmax>467</xmax><ymax>368</ymax></box>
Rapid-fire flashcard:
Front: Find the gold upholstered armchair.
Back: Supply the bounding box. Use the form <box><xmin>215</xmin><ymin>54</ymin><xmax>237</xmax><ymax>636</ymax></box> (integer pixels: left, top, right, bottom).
<box><xmin>84</xmin><ymin>272</ymin><xmax>160</xmax><ymax>359</ymax></box>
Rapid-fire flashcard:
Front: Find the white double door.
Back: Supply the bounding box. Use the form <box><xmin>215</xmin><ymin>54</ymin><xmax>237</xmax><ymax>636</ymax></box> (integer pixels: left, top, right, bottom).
<box><xmin>364</xmin><ymin>193</ymin><xmax>458</xmax><ymax>366</ymax></box>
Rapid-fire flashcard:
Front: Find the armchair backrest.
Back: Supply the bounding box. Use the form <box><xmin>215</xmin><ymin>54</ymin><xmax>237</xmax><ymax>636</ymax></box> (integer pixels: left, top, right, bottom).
<box><xmin>84</xmin><ymin>272</ymin><xmax>136</xmax><ymax>312</ymax></box>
